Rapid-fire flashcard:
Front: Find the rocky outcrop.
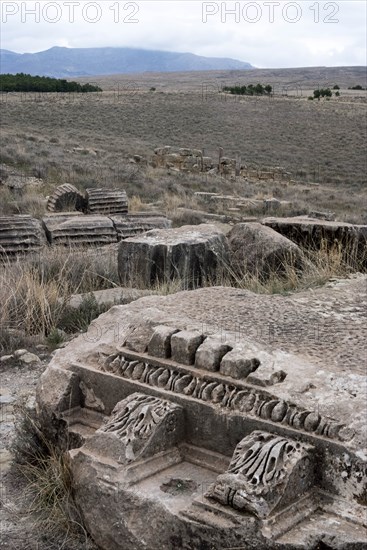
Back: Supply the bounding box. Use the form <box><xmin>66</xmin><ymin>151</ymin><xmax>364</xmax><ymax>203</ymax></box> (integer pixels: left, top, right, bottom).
<box><xmin>42</xmin><ymin>213</ymin><xmax>118</xmax><ymax>246</ymax></box>
<box><xmin>228</xmin><ymin>222</ymin><xmax>303</xmax><ymax>277</ymax></box>
<box><xmin>0</xmin><ymin>215</ymin><xmax>47</xmax><ymax>257</ymax></box>
<box><xmin>86</xmin><ymin>188</ymin><xmax>128</xmax><ymax>215</ymax></box>
<box><xmin>263</xmin><ymin>216</ymin><xmax>367</xmax><ymax>267</ymax></box>
<box><xmin>118</xmin><ymin>224</ymin><xmax>229</xmax><ymax>288</ymax></box>
<box><xmin>46</xmin><ymin>183</ymin><xmax>87</xmax><ymax>213</ymax></box>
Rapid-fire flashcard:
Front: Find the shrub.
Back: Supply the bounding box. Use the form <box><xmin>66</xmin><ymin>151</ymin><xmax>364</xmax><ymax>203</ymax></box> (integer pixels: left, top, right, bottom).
<box><xmin>58</xmin><ymin>294</ymin><xmax>111</xmax><ymax>334</ymax></box>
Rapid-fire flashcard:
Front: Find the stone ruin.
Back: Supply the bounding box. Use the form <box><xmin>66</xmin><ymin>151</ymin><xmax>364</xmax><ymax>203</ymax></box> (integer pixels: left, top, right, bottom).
<box><xmin>0</xmin><ymin>182</ymin><xmax>171</xmax><ymax>258</ymax></box>
<box><xmin>46</xmin><ymin>183</ymin><xmax>87</xmax><ymax>213</ymax></box>
<box><xmin>36</xmin><ymin>283</ymin><xmax>367</xmax><ymax>549</ymax></box>
<box><xmin>0</xmin><ymin>213</ymin><xmax>171</xmax><ymax>258</ymax></box>
<box><xmin>0</xmin><ymin>215</ymin><xmax>47</xmax><ymax>257</ymax></box>
<box><xmin>263</xmin><ymin>216</ymin><xmax>367</xmax><ymax>268</ymax></box>
<box><xmin>47</xmin><ymin>184</ymin><xmax>128</xmax><ymax>215</ymax></box>
<box><xmin>116</xmin><ymin>219</ymin><xmax>366</xmax><ymax>289</ymax></box>
<box><xmin>118</xmin><ymin>224</ymin><xmax>229</xmax><ymax>288</ymax></box>
<box><xmin>151</xmin><ymin>146</ymin><xmax>291</xmax><ymax>180</ymax></box>
<box><xmin>86</xmin><ymin>188</ymin><xmax>128</xmax><ymax>215</ymax></box>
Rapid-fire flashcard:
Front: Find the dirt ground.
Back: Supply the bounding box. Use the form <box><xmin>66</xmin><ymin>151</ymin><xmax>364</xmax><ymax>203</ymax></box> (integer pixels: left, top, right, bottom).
<box><xmin>0</xmin><ymin>353</ymin><xmax>98</xmax><ymax>550</ymax></box>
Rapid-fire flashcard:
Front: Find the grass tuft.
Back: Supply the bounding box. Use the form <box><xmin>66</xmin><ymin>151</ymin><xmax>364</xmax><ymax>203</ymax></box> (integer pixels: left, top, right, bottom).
<box><xmin>11</xmin><ymin>404</ymin><xmax>97</xmax><ymax>549</ymax></box>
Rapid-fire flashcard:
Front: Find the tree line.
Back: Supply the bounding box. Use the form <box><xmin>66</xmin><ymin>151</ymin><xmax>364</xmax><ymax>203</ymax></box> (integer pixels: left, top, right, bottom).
<box><xmin>222</xmin><ymin>83</ymin><xmax>272</xmax><ymax>96</ymax></box>
<box><xmin>0</xmin><ymin>73</ymin><xmax>102</xmax><ymax>93</ymax></box>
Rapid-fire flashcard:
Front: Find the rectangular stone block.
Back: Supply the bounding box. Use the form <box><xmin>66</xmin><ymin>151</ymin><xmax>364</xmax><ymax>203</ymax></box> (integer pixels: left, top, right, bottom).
<box><xmin>148</xmin><ymin>325</ymin><xmax>179</xmax><ymax>358</ymax></box>
<box><xmin>219</xmin><ymin>350</ymin><xmax>260</xmax><ymax>380</ymax></box>
<box><xmin>171</xmin><ymin>330</ymin><xmax>204</xmax><ymax>365</ymax></box>
<box><xmin>195</xmin><ymin>338</ymin><xmax>231</xmax><ymax>372</ymax></box>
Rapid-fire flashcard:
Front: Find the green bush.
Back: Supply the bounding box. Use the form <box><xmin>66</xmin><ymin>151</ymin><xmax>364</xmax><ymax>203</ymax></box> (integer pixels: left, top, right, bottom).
<box><xmin>58</xmin><ymin>294</ymin><xmax>110</xmax><ymax>334</ymax></box>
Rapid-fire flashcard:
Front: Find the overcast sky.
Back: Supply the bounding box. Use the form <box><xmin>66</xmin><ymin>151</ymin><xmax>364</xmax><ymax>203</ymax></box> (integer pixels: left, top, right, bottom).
<box><xmin>1</xmin><ymin>1</ymin><xmax>366</xmax><ymax>67</ymax></box>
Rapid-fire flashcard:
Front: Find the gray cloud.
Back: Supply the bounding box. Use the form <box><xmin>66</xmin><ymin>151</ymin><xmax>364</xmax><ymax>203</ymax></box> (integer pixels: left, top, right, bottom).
<box><xmin>1</xmin><ymin>1</ymin><xmax>366</xmax><ymax>67</ymax></box>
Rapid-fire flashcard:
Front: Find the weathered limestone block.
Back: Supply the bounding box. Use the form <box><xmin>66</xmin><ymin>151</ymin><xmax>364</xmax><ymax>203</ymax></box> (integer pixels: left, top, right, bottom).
<box><xmin>111</xmin><ymin>213</ymin><xmax>172</xmax><ymax>240</ymax></box>
<box><xmin>118</xmin><ymin>224</ymin><xmax>229</xmax><ymax>288</ymax></box>
<box><xmin>246</xmin><ymin>361</ymin><xmax>287</xmax><ymax>386</ymax></box>
<box><xmin>207</xmin><ymin>430</ymin><xmax>314</xmax><ymax>519</ymax></box>
<box><xmin>171</xmin><ymin>330</ymin><xmax>204</xmax><ymax>365</ymax></box>
<box><xmin>195</xmin><ymin>338</ymin><xmax>231</xmax><ymax>371</ymax></box>
<box><xmin>86</xmin><ymin>188</ymin><xmax>128</xmax><ymax>215</ymax></box>
<box><xmin>219</xmin><ymin>349</ymin><xmax>260</xmax><ymax>379</ymax></box>
<box><xmin>228</xmin><ymin>222</ymin><xmax>303</xmax><ymax>277</ymax></box>
<box><xmin>154</xmin><ymin>146</ymin><xmax>172</xmax><ymax>156</ymax></box>
<box><xmin>148</xmin><ymin>325</ymin><xmax>179</xmax><ymax>358</ymax></box>
<box><xmin>178</xmin><ymin>148</ymin><xmax>192</xmax><ymax>156</ymax></box>
<box><xmin>0</xmin><ymin>215</ymin><xmax>47</xmax><ymax>257</ymax></box>
<box><xmin>42</xmin><ymin>213</ymin><xmax>118</xmax><ymax>246</ymax></box>
<box><xmin>47</xmin><ymin>183</ymin><xmax>87</xmax><ymax>212</ymax></box>
<box><xmin>124</xmin><ymin>323</ymin><xmax>156</xmax><ymax>353</ymax></box>
<box><xmin>263</xmin><ymin>216</ymin><xmax>367</xmax><ymax>267</ymax></box>
<box><xmin>92</xmin><ymin>392</ymin><xmax>184</xmax><ymax>463</ymax></box>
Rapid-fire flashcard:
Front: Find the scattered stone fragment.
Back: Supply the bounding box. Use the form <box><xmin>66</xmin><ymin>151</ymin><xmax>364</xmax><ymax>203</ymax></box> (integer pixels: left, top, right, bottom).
<box><xmin>19</xmin><ymin>352</ymin><xmax>41</xmax><ymax>365</ymax></box>
<box><xmin>263</xmin><ymin>216</ymin><xmax>367</xmax><ymax>267</ymax></box>
<box><xmin>220</xmin><ymin>350</ymin><xmax>260</xmax><ymax>379</ymax></box>
<box><xmin>0</xmin><ymin>395</ymin><xmax>16</xmax><ymax>405</ymax></box>
<box><xmin>42</xmin><ymin>213</ymin><xmax>118</xmax><ymax>246</ymax></box>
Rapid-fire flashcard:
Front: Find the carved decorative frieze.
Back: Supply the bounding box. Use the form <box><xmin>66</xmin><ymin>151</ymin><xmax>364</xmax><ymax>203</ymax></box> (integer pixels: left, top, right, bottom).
<box><xmin>206</xmin><ymin>430</ymin><xmax>314</xmax><ymax>518</ymax></box>
<box><xmin>101</xmin><ymin>352</ymin><xmax>351</xmax><ymax>443</ymax></box>
<box><xmin>97</xmin><ymin>392</ymin><xmax>184</xmax><ymax>462</ymax></box>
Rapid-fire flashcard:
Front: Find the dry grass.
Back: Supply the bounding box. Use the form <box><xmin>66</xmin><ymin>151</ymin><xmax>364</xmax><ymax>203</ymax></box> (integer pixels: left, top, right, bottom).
<box><xmin>0</xmin><ymin>66</ymin><xmax>366</xmax><ymax>223</ymax></box>
<box><xmin>221</xmin><ymin>238</ymin><xmax>364</xmax><ymax>295</ymax></box>
<box><xmin>0</xmin><ymin>233</ymin><xmax>365</xmax><ymax>352</ymax></box>
<box><xmin>11</xmin><ymin>403</ymin><xmax>97</xmax><ymax>549</ymax></box>
<box><xmin>0</xmin><ymin>246</ymin><xmax>119</xmax><ymax>350</ymax></box>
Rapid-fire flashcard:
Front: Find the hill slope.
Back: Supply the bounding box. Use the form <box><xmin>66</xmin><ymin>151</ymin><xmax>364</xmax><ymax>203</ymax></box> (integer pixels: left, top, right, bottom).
<box><xmin>0</xmin><ymin>46</ymin><xmax>253</xmax><ymax>77</ymax></box>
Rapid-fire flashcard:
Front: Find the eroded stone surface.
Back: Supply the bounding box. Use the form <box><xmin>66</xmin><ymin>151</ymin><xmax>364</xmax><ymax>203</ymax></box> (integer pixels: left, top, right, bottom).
<box><xmin>228</xmin><ymin>222</ymin><xmax>303</xmax><ymax>276</ymax></box>
<box><xmin>118</xmin><ymin>224</ymin><xmax>229</xmax><ymax>288</ymax></box>
<box><xmin>0</xmin><ymin>215</ymin><xmax>47</xmax><ymax>257</ymax></box>
<box><xmin>263</xmin><ymin>216</ymin><xmax>367</xmax><ymax>267</ymax></box>
<box><xmin>47</xmin><ymin>183</ymin><xmax>86</xmax><ymax>213</ymax></box>
<box><xmin>207</xmin><ymin>430</ymin><xmax>314</xmax><ymax>519</ymax></box>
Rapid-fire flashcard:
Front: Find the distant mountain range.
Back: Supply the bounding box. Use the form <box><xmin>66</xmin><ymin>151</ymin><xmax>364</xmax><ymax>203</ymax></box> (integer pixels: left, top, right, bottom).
<box><xmin>0</xmin><ymin>46</ymin><xmax>253</xmax><ymax>77</ymax></box>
